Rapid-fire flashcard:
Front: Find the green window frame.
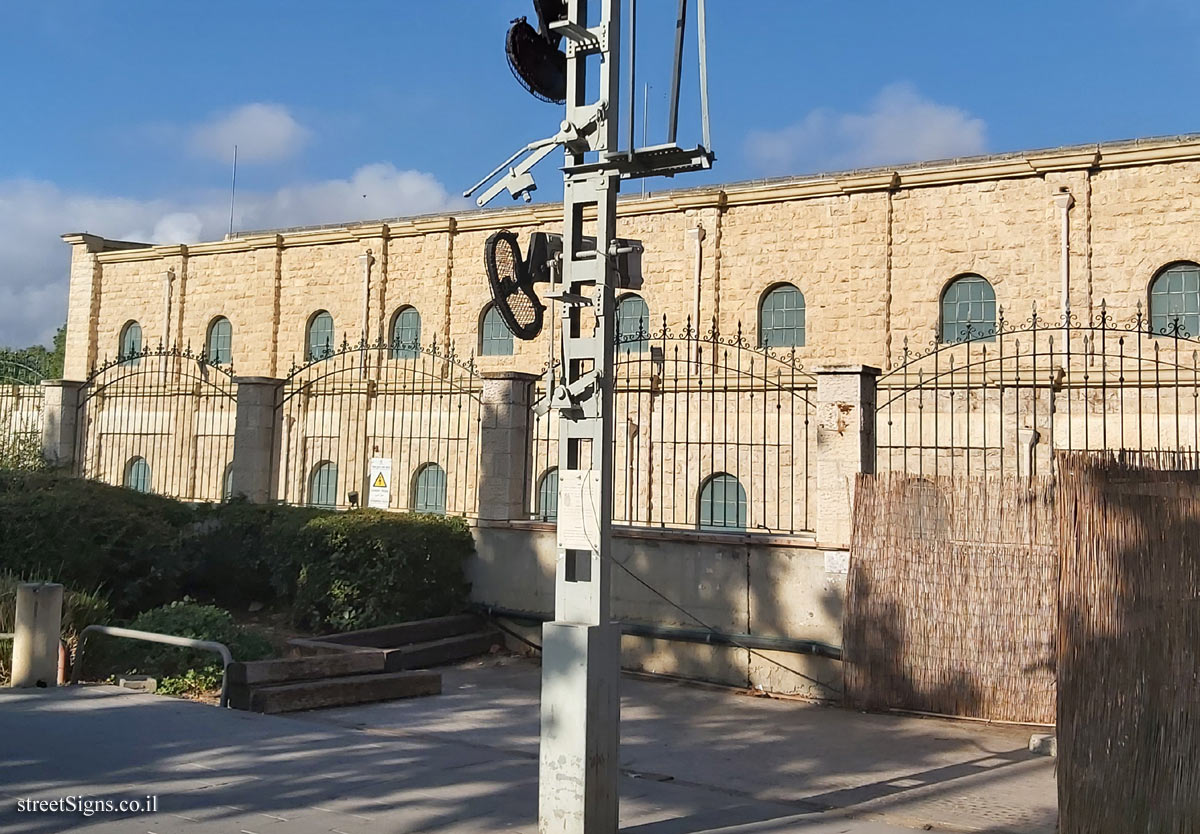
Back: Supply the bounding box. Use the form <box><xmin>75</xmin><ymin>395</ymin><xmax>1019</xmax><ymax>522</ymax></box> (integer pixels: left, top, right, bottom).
<box><xmin>616</xmin><ymin>295</ymin><xmax>650</xmax><ymax>353</ymax></box>
<box><xmin>940</xmin><ymin>275</ymin><xmax>996</xmax><ymax>343</ymax></box>
<box><xmin>413</xmin><ymin>463</ymin><xmax>447</xmax><ymax>514</ymax></box>
<box><xmin>390</xmin><ymin>306</ymin><xmax>421</xmax><ymax>359</ymax></box>
<box><xmin>309</xmin><ymin>461</ymin><xmax>338</xmax><ymax>509</ymax></box>
<box><xmin>307</xmin><ymin>311</ymin><xmax>335</xmax><ymax>361</ymax></box>
<box><xmin>1149</xmin><ymin>262</ymin><xmax>1200</xmax><ymax>337</ymax></box>
<box><xmin>759</xmin><ymin>284</ymin><xmax>806</xmax><ymax>347</ymax></box>
<box><xmin>698</xmin><ymin>473</ymin><xmax>747</xmax><ymax>531</ymax></box>
<box><xmin>120</xmin><ymin>321</ymin><xmax>143</xmax><ymax>365</ymax></box>
<box><xmin>207</xmin><ymin>317</ymin><xmax>232</xmax><ymax>365</ymax></box>
<box><xmin>125</xmin><ymin>456</ymin><xmax>151</xmax><ymax>493</ymax></box>
<box><xmin>537</xmin><ymin>467</ymin><xmax>558</xmax><ymax>522</ymax></box>
<box><xmin>480</xmin><ymin>305</ymin><xmax>514</xmax><ymax>356</ymax></box>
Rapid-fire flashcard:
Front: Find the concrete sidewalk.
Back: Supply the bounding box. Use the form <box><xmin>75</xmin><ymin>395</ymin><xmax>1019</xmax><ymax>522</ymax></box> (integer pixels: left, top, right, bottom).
<box><xmin>0</xmin><ymin>656</ymin><xmax>1055</xmax><ymax>833</ymax></box>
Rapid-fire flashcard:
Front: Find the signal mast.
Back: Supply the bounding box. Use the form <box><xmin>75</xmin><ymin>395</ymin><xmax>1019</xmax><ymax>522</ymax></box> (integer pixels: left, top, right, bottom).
<box><xmin>466</xmin><ymin>2</ymin><xmax>713</xmax><ymax>831</ymax></box>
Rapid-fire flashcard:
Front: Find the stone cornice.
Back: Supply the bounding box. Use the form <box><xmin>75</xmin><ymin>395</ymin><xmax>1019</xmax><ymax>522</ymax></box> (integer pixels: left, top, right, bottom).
<box><xmin>76</xmin><ymin>135</ymin><xmax>1200</xmax><ymax>264</ymax></box>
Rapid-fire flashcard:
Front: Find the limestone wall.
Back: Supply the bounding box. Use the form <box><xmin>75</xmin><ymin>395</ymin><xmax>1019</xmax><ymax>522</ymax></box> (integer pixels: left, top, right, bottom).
<box><xmin>61</xmin><ymin>137</ymin><xmax>1200</xmax><ymax>386</ymax></box>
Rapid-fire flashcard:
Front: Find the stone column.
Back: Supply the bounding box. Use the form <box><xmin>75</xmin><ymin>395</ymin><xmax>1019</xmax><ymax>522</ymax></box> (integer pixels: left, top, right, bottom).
<box><xmin>10</xmin><ymin>582</ymin><xmax>63</xmax><ymax>688</ymax></box>
<box><xmin>478</xmin><ymin>371</ymin><xmax>538</xmax><ymax>521</ymax></box>
<box><xmin>40</xmin><ymin>380</ymin><xmax>85</xmax><ymax>470</ymax></box>
<box><xmin>231</xmin><ymin>377</ymin><xmax>285</xmax><ymax>503</ymax></box>
<box><xmin>814</xmin><ymin>365</ymin><xmax>880</xmax><ymax>548</ymax></box>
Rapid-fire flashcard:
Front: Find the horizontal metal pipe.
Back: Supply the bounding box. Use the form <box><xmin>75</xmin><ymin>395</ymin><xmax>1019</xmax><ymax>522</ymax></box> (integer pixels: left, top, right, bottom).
<box><xmin>473</xmin><ymin>604</ymin><xmax>843</xmax><ymax>661</ymax></box>
<box><xmin>71</xmin><ymin>624</ymin><xmax>234</xmax><ymax>708</ymax></box>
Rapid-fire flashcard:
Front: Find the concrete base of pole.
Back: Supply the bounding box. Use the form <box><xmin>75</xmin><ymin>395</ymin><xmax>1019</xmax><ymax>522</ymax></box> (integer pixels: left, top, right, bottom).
<box><xmin>538</xmin><ymin>621</ymin><xmax>620</xmax><ymax>834</ymax></box>
<box><xmin>10</xmin><ymin>583</ymin><xmax>64</xmax><ymax>688</ymax></box>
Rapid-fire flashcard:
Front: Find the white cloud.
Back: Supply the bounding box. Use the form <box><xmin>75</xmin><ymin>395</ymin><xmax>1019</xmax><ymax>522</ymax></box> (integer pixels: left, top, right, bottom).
<box><xmin>0</xmin><ymin>165</ymin><xmax>461</xmax><ymax>349</ymax></box>
<box><xmin>187</xmin><ymin>103</ymin><xmax>309</xmax><ymax>163</ymax></box>
<box><xmin>744</xmin><ymin>83</ymin><xmax>988</xmax><ymax>175</ymax></box>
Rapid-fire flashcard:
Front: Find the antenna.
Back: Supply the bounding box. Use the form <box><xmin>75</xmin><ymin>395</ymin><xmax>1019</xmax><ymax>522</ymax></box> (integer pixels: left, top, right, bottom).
<box><xmin>466</xmin><ymin>3</ymin><xmax>715</xmax><ymax>830</ymax></box>
<box><xmin>228</xmin><ymin>144</ymin><xmax>238</xmax><ymax>239</ymax></box>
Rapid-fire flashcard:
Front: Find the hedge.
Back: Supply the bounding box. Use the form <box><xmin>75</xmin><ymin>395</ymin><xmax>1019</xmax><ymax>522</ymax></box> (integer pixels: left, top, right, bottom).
<box><xmin>0</xmin><ymin>472</ymin><xmax>473</xmax><ymax>631</ymax></box>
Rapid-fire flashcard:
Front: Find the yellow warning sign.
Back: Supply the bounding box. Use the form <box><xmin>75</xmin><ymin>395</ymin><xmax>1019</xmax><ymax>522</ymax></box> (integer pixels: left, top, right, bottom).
<box><xmin>368</xmin><ymin>457</ymin><xmax>392</xmax><ymax>508</ymax></box>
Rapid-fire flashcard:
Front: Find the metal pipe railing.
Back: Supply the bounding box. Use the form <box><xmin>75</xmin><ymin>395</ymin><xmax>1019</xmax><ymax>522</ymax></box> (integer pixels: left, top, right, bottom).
<box><xmin>70</xmin><ymin>625</ymin><xmax>234</xmax><ymax>708</ymax></box>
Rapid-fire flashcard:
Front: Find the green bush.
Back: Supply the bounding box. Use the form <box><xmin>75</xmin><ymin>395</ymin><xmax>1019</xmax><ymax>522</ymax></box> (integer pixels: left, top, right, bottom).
<box><xmin>0</xmin><ymin>473</ymin><xmax>475</xmax><ymax>634</ymax></box>
<box><xmin>293</xmin><ymin>510</ymin><xmax>472</xmax><ymax>632</ymax></box>
<box><xmin>0</xmin><ymin>433</ymin><xmax>48</xmax><ymax>472</ymax></box>
<box><xmin>104</xmin><ymin>601</ymin><xmax>273</xmax><ymax>682</ymax></box>
<box><xmin>0</xmin><ymin>472</ymin><xmax>190</xmax><ymax>615</ymax></box>
<box><xmin>182</xmin><ymin>500</ymin><xmax>327</xmax><ymax>608</ymax></box>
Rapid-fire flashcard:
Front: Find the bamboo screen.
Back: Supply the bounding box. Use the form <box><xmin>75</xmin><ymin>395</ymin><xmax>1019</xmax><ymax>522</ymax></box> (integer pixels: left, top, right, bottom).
<box><xmin>1056</xmin><ymin>452</ymin><xmax>1200</xmax><ymax>834</ymax></box>
<box><xmin>845</xmin><ymin>473</ymin><xmax>1058</xmax><ymax>723</ymax></box>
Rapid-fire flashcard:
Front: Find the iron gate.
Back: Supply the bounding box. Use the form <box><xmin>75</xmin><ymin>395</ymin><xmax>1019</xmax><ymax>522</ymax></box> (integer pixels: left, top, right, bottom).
<box><xmin>74</xmin><ymin>345</ymin><xmax>237</xmax><ymax>501</ymax></box>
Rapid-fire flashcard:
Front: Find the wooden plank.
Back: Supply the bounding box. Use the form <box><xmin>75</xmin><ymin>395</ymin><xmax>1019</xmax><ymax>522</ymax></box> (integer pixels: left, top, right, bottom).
<box><xmin>247</xmin><ymin>671</ymin><xmax>442</xmax><ymax>714</ymax></box>
<box><xmin>227</xmin><ymin>652</ymin><xmax>386</xmax><ymax>686</ymax></box>
<box><xmin>383</xmin><ymin>630</ymin><xmax>503</xmax><ymax>672</ymax></box>
<box><xmin>311</xmin><ymin>614</ymin><xmax>482</xmax><ymax>648</ymax></box>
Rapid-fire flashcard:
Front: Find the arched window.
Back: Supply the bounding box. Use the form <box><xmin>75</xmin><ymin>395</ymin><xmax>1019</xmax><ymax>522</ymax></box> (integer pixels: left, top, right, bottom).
<box><xmin>412</xmin><ymin>463</ymin><xmax>447</xmax><ymax>514</ymax></box>
<box><xmin>536</xmin><ymin>467</ymin><xmax>559</xmax><ymax>522</ymax></box>
<box><xmin>698</xmin><ymin>473</ymin><xmax>747</xmax><ymax>531</ymax></box>
<box><xmin>1149</xmin><ymin>262</ymin><xmax>1200</xmax><ymax>337</ymax></box>
<box><xmin>119</xmin><ymin>321</ymin><xmax>143</xmax><ymax>364</ymax></box>
<box><xmin>125</xmin><ymin>456</ymin><xmax>151</xmax><ymax>493</ymax></box>
<box><xmin>390</xmin><ymin>306</ymin><xmax>421</xmax><ymax>359</ymax></box>
<box><xmin>616</xmin><ymin>294</ymin><xmax>650</xmax><ymax>353</ymax></box>
<box><xmin>309</xmin><ymin>461</ymin><xmax>338</xmax><ymax>509</ymax></box>
<box><xmin>759</xmin><ymin>284</ymin><xmax>806</xmax><ymax>347</ymax></box>
<box><xmin>307</xmin><ymin>311</ymin><xmax>335</xmax><ymax>361</ymax></box>
<box><xmin>480</xmin><ymin>304</ymin><xmax>514</xmax><ymax>356</ymax></box>
<box><xmin>207</xmin><ymin>317</ymin><xmax>232</xmax><ymax>365</ymax></box>
<box><xmin>940</xmin><ymin>274</ymin><xmax>996</xmax><ymax>343</ymax></box>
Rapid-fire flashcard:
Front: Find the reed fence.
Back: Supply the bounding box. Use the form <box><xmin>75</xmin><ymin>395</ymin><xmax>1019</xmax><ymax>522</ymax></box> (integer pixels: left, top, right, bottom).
<box><xmin>1056</xmin><ymin>451</ymin><xmax>1200</xmax><ymax>834</ymax></box>
<box><xmin>845</xmin><ymin>472</ymin><xmax>1058</xmax><ymax>723</ymax></box>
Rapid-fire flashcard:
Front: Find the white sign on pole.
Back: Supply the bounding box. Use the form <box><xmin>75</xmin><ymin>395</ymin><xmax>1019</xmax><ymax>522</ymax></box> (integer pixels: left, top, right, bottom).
<box><xmin>556</xmin><ymin>469</ymin><xmax>601</xmax><ymax>551</ymax></box>
<box><xmin>368</xmin><ymin>458</ymin><xmax>392</xmax><ymax>509</ymax></box>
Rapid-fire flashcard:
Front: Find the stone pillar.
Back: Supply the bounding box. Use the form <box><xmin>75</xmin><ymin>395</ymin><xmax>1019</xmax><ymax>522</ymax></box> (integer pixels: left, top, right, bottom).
<box><xmin>814</xmin><ymin>365</ymin><xmax>880</xmax><ymax>548</ymax></box>
<box><xmin>40</xmin><ymin>380</ymin><xmax>85</xmax><ymax>470</ymax></box>
<box><xmin>10</xmin><ymin>582</ymin><xmax>63</xmax><ymax>688</ymax></box>
<box><xmin>478</xmin><ymin>371</ymin><xmax>538</xmax><ymax>521</ymax></box>
<box><xmin>231</xmin><ymin>377</ymin><xmax>285</xmax><ymax>503</ymax></box>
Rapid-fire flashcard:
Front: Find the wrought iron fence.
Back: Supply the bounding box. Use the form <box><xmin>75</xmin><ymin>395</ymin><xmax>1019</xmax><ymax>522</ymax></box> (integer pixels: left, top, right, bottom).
<box><xmin>75</xmin><ymin>345</ymin><xmax>237</xmax><ymax>500</ymax></box>
<box><xmin>531</xmin><ymin>318</ymin><xmax>816</xmax><ymax>535</ymax></box>
<box><xmin>0</xmin><ymin>354</ymin><xmax>50</xmax><ymax>469</ymax></box>
<box><xmin>876</xmin><ymin>302</ymin><xmax>1200</xmax><ymax>478</ymax></box>
<box><xmin>275</xmin><ymin>336</ymin><xmax>482</xmax><ymax>514</ymax></box>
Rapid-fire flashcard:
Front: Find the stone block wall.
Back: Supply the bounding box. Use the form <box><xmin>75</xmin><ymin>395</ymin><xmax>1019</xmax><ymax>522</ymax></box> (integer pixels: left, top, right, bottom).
<box><xmin>60</xmin><ymin>137</ymin><xmax>1200</xmax><ymax>392</ymax></box>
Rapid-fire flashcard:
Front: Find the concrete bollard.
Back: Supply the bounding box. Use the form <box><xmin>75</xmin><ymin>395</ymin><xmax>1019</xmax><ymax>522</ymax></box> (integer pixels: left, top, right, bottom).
<box><xmin>10</xmin><ymin>583</ymin><xmax>64</xmax><ymax>688</ymax></box>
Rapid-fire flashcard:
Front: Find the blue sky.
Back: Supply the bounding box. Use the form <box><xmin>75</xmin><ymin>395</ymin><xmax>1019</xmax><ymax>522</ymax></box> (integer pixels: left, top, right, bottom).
<box><xmin>1</xmin><ymin>0</ymin><xmax>1198</xmax><ymax>347</ymax></box>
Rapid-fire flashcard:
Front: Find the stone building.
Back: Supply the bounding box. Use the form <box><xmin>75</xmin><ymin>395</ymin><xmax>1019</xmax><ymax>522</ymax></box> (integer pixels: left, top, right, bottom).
<box><xmin>14</xmin><ymin>133</ymin><xmax>1198</xmax><ymax>697</ymax></box>
<box><xmin>62</xmin><ymin>134</ymin><xmax>1200</xmax><ymax>383</ymax></box>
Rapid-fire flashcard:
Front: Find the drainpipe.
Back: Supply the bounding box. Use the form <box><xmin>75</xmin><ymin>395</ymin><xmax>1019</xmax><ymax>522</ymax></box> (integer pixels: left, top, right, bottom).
<box><xmin>687</xmin><ymin>225</ymin><xmax>705</xmax><ymax>358</ymax></box>
<box><xmin>1053</xmin><ymin>189</ymin><xmax>1075</xmax><ymax>322</ymax></box>
<box><xmin>359</xmin><ymin>249</ymin><xmax>375</xmax><ymax>344</ymax></box>
<box><xmin>163</xmin><ymin>267</ymin><xmax>175</xmax><ymax>348</ymax></box>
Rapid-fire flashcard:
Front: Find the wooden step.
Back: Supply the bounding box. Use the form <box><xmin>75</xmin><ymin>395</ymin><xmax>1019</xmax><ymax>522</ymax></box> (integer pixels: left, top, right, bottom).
<box><xmin>245</xmin><ymin>670</ymin><xmax>442</xmax><ymax>714</ymax></box>
<box><xmin>383</xmin><ymin>629</ymin><xmax>503</xmax><ymax>671</ymax></box>
<box><xmin>308</xmin><ymin>613</ymin><xmax>484</xmax><ymax>649</ymax></box>
<box><xmin>228</xmin><ymin>651</ymin><xmax>385</xmax><ymax>687</ymax></box>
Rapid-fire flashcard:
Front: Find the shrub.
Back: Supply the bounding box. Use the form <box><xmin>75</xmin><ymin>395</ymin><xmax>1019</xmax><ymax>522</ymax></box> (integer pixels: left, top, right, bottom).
<box><xmin>293</xmin><ymin>510</ymin><xmax>472</xmax><ymax>633</ymax></box>
<box><xmin>182</xmin><ymin>499</ymin><xmax>328</xmax><ymax>608</ymax></box>
<box><xmin>0</xmin><ymin>472</ymin><xmax>190</xmax><ymax>615</ymax></box>
<box><xmin>0</xmin><ymin>473</ymin><xmax>476</xmax><ymax>635</ymax></box>
<box><xmin>103</xmin><ymin>601</ymin><xmax>273</xmax><ymax>683</ymax></box>
<box><xmin>0</xmin><ymin>433</ymin><xmax>48</xmax><ymax>472</ymax></box>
